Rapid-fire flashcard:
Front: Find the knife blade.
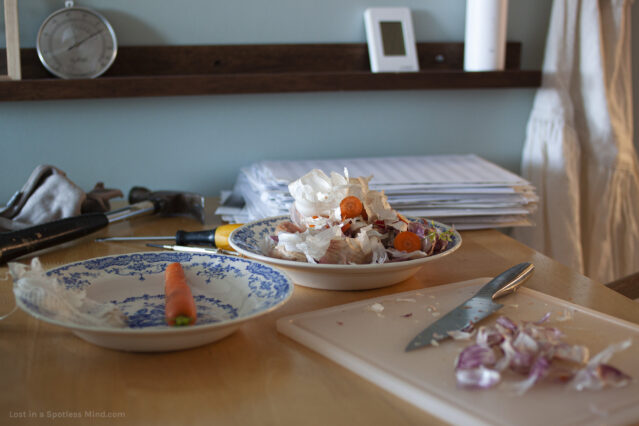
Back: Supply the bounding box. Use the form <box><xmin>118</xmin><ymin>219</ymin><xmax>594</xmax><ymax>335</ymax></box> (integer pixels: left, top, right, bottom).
<box><xmin>145</xmin><ymin>243</ymin><xmax>238</xmax><ymax>257</ymax></box>
<box><xmin>405</xmin><ymin>262</ymin><xmax>534</xmax><ymax>352</ymax></box>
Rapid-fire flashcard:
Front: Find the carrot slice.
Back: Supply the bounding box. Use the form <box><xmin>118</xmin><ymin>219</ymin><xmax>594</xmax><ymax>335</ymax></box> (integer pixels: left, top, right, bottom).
<box><xmin>340</xmin><ymin>196</ymin><xmax>363</xmax><ymax>219</ymax></box>
<box><xmin>393</xmin><ymin>231</ymin><xmax>422</xmax><ymax>253</ymax></box>
<box><xmin>164</xmin><ymin>262</ymin><xmax>197</xmax><ymax>326</ymax></box>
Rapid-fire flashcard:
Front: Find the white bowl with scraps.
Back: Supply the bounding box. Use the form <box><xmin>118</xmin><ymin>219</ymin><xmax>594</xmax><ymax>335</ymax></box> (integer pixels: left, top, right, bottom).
<box><xmin>229</xmin><ymin>215</ymin><xmax>462</xmax><ymax>291</ymax></box>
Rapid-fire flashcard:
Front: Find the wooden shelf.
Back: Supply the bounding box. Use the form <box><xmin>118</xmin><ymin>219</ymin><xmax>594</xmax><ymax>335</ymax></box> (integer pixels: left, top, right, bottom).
<box><xmin>0</xmin><ymin>43</ymin><xmax>541</xmax><ymax>102</ymax></box>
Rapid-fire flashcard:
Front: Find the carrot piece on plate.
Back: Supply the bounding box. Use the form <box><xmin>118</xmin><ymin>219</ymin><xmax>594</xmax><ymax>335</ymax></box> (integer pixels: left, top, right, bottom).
<box><xmin>164</xmin><ymin>262</ymin><xmax>197</xmax><ymax>326</ymax></box>
<box><xmin>340</xmin><ymin>196</ymin><xmax>363</xmax><ymax>219</ymax></box>
<box><xmin>393</xmin><ymin>231</ymin><xmax>422</xmax><ymax>253</ymax></box>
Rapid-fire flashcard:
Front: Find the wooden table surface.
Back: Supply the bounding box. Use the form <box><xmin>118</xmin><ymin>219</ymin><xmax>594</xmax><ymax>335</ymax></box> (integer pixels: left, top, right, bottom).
<box><xmin>1</xmin><ymin>199</ymin><xmax>638</xmax><ymax>426</ymax></box>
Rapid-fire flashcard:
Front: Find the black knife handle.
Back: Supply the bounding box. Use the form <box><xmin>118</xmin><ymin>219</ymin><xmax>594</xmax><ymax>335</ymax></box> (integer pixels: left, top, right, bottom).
<box><xmin>0</xmin><ymin>213</ymin><xmax>109</xmax><ymax>264</ymax></box>
<box><xmin>175</xmin><ymin>229</ymin><xmax>217</xmax><ymax>247</ymax></box>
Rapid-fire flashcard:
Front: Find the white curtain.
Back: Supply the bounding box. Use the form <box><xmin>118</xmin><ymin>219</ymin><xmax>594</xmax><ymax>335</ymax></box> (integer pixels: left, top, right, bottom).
<box><xmin>514</xmin><ymin>0</ymin><xmax>639</xmax><ymax>283</ymax></box>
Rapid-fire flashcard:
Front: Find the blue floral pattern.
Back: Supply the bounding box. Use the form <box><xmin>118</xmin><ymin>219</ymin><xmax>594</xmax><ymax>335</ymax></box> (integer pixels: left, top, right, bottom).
<box><xmin>117</xmin><ymin>294</ymin><xmax>239</xmax><ymax>328</ymax></box>
<box><xmin>42</xmin><ymin>251</ymin><xmax>293</xmax><ymax>330</ymax></box>
<box><xmin>231</xmin><ymin>216</ymin><xmax>283</xmax><ymax>255</ymax></box>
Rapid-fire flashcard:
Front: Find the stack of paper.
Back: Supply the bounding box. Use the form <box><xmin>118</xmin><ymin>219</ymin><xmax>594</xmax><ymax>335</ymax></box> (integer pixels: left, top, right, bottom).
<box><xmin>216</xmin><ymin>155</ymin><xmax>537</xmax><ymax>230</ymax></box>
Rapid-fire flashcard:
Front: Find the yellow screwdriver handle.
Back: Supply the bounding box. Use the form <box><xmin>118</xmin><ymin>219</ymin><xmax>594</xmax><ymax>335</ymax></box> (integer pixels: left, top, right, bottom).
<box><xmin>214</xmin><ymin>223</ymin><xmax>243</xmax><ymax>251</ymax></box>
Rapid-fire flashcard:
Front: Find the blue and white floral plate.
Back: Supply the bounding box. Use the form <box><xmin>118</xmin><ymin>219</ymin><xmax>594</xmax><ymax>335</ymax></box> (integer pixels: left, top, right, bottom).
<box><xmin>229</xmin><ymin>215</ymin><xmax>462</xmax><ymax>291</ymax></box>
<box><xmin>21</xmin><ymin>252</ymin><xmax>294</xmax><ymax>352</ymax></box>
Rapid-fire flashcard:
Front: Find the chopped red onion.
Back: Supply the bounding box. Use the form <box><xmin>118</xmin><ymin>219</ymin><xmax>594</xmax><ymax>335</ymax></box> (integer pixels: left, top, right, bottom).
<box><xmin>570</xmin><ymin>339</ymin><xmax>632</xmax><ymax>391</ymax></box>
<box><xmin>597</xmin><ymin>364</ymin><xmax>632</xmax><ymax>388</ymax></box>
<box><xmin>456</xmin><ymin>366</ymin><xmax>501</xmax><ymax>389</ymax></box>
<box><xmin>456</xmin><ymin>344</ymin><xmax>497</xmax><ymax>369</ymax></box>
<box><xmin>589</xmin><ymin>339</ymin><xmax>631</xmax><ymax>365</ymax></box>
<box><xmin>509</xmin><ymin>349</ymin><xmax>536</xmax><ymax>375</ymax></box>
<box><xmin>523</xmin><ymin>322</ymin><xmax>563</xmax><ymax>343</ymax></box>
<box><xmin>495</xmin><ymin>316</ymin><xmax>518</xmax><ymax>333</ymax></box>
<box><xmin>534</xmin><ymin>311</ymin><xmax>552</xmax><ymax>324</ymax></box>
<box><xmin>553</xmin><ymin>343</ymin><xmax>589</xmax><ymax>364</ymax></box>
<box><xmin>570</xmin><ymin>363</ymin><xmax>633</xmax><ymax>391</ymax></box>
<box><xmin>454</xmin><ymin>315</ymin><xmax>632</xmax><ymax>394</ymax></box>
<box><xmin>513</xmin><ymin>331</ymin><xmax>539</xmax><ymax>353</ymax></box>
<box><xmin>476</xmin><ymin>326</ymin><xmax>504</xmax><ymax>347</ymax></box>
<box><xmin>407</xmin><ymin>221</ymin><xmax>426</xmax><ymax>238</ymax></box>
<box><xmin>496</xmin><ymin>334</ymin><xmax>536</xmax><ymax>374</ymax></box>
<box><xmin>510</xmin><ymin>356</ymin><xmax>550</xmax><ymax>395</ymax></box>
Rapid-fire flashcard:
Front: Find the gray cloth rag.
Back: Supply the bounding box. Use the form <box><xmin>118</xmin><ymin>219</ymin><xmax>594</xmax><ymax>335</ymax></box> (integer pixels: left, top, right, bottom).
<box><xmin>0</xmin><ymin>165</ymin><xmax>123</xmax><ymax>232</ymax></box>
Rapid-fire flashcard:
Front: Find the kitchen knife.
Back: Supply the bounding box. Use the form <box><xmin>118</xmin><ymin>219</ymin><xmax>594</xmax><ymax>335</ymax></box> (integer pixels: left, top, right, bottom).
<box><xmin>405</xmin><ymin>262</ymin><xmax>534</xmax><ymax>352</ymax></box>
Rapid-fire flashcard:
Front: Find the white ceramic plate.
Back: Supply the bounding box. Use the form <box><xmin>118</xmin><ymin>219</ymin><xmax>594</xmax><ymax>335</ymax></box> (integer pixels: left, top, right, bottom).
<box><xmin>229</xmin><ymin>216</ymin><xmax>462</xmax><ymax>291</ymax></box>
<box><xmin>15</xmin><ymin>252</ymin><xmax>294</xmax><ymax>352</ymax></box>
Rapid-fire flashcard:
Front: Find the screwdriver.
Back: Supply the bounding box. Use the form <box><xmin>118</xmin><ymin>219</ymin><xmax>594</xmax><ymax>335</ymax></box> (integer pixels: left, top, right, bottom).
<box><xmin>95</xmin><ymin>224</ymin><xmax>242</xmax><ymax>251</ymax></box>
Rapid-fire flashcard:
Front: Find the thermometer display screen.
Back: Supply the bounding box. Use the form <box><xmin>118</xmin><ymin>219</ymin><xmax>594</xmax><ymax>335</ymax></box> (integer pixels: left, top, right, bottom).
<box><xmin>379</xmin><ymin>21</ymin><xmax>406</xmax><ymax>56</ymax></box>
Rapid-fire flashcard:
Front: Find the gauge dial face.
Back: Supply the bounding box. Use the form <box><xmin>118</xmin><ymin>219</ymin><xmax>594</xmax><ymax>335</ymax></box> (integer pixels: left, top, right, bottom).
<box><xmin>36</xmin><ymin>7</ymin><xmax>117</xmax><ymax>79</ymax></box>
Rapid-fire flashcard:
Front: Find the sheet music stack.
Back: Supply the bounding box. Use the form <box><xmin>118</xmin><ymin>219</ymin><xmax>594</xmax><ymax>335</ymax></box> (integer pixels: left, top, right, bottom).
<box><xmin>216</xmin><ymin>155</ymin><xmax>537</xmax><ymax>230</ymax></box>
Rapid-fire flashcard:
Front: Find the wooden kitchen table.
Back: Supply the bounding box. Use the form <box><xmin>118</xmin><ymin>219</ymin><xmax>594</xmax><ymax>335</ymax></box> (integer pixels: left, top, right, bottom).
<box><xmin>1</xmin><ymin>199</ymin><xmax>638</xmax><ymax>426</ymax></box>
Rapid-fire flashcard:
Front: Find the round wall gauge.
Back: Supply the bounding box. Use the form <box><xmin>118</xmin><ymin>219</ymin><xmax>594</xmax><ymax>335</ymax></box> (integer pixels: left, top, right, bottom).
<box><xmin>36</xmin><ymin>1</ymin><xmax>117</xmax><ymax>79</ymax></box>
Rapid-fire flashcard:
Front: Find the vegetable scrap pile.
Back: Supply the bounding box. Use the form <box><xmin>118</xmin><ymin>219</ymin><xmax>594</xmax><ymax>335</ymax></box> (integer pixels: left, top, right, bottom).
<box><xmin>454</xmin><ymin>313</ymin><xmax>632</xmax><ymax>394</ymax></box>
<box><xmin>164</xmin><ymin>262</ymin><xmax>197</xmax><ymax>326</ymax></box>
<box><xmin>266</xmin><ymin>169</ymin><xmax>455</xmax><ymax>264</ymax></box>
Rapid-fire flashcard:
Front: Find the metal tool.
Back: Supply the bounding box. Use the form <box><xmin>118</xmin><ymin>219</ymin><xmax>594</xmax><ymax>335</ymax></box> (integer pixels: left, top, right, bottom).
<box><xmin>146</xmin><ymin>243</ymin><xmax>238</xmax><ymax>257</ymax></box>
<box><xmin>95</xmin><ymin>224</ymin><xmax>242</xmax><ymax>250</ymax></box>
<box><xmin>0</xmin><ymin>187</ymin><xmax>205</xmax><ymax>264</ymax></box>
<box><xmin>128</xmin><ymin>187</ymin><xmax>205</xmax><ymax>224</ymax></box>
<box><xmin>405</xmin><ymin>262</ymin><xmax>535</xmax><ymax>352</ymax></box>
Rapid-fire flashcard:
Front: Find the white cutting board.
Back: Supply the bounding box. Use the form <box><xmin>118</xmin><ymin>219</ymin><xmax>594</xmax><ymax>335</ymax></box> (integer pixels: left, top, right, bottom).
<box><xmin>277</xmin><ymin>278</ymin><xmax>639</xmax><ymax>426</ymax></box>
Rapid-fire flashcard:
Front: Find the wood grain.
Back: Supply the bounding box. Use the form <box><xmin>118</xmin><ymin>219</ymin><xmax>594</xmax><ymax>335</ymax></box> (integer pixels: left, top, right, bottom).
<box><xmin>606</xmin><ymin>271</ymin><xmax>639</xmax><ymax>300</ymax></box>
<box><xmin>0</xmin><ymin>43</ymin><xmax>540</xmax><ymax>101</ymax></box>
<box><xmin>0</xmin><ymin>198</ymin><xmax>637</xmax><ymax>425</ymax></box>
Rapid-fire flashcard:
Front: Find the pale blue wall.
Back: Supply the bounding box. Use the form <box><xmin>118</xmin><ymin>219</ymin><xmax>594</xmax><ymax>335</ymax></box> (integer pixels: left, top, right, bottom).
<box><xmin>3</xmin><ymin>0</ymin><xmax>554</xmax><ymax>202</ymax></box>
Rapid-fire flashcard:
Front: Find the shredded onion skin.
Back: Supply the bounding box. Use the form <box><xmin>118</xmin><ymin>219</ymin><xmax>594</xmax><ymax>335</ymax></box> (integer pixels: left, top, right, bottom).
<box><xmin>268</xmin><ymin>169</ymin><xmax>457</xmax><ymax>265</ymax></box>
